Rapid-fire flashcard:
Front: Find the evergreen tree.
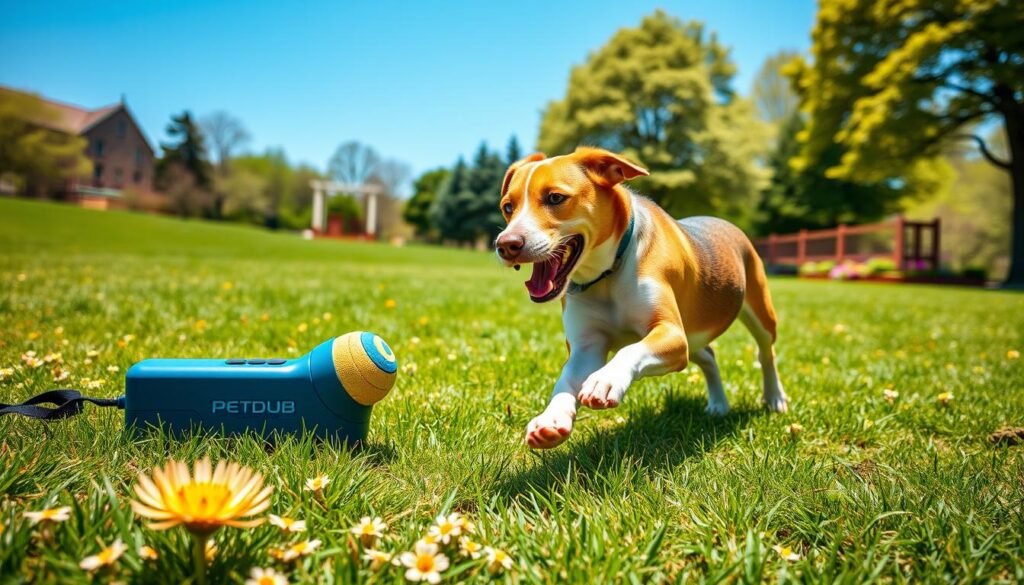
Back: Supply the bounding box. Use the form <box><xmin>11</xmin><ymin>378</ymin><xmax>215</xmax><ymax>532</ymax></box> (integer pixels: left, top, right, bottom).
<box><xmin>156</xmin><ymin>111</ymin><xmax>213</xmax><ymax>192</ymax></box>
<box><xmin>506</xmin><ymin>135</ymin><xmax>522</xmax><ymax>166</ymax></box>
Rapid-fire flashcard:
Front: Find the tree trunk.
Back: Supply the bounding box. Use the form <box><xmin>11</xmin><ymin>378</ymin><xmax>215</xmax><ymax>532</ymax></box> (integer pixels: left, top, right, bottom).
<box><xmin>1003</xmin><ymin>105</ymin><xmax>1024</xmax><ymax>288</ymax></box>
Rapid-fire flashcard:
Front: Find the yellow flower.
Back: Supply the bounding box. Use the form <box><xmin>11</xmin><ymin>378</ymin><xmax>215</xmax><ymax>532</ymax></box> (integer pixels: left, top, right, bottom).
<box><xmin>1008</xmin><ymin>349</ymin><xmax>1020</xmax><ymax>360</ymax></box>
<box><xmin>400</xmin><ymin>540</ymin><xmax>449</xmax><ymax>583</ymax></box>
<box><xmin>883</xmin><ymin>389</ymin><xmax>899</xmax><ymax>404</ymax></box>
<box><xmin>418</xmin><ymin>316</ymin><xmax>429</xmax><ymax>326</ymax></box>
<box><xmin>221</xmin><ymin>281</ymin><xmax>234</xmax><ymax>291</ymax></box>
<box><xmin>0</xmin><ymin>367</ymin><xmax>14</xmax><ymax>380</ymax></box>
<box><xmin>54</xmin><ymin>326</ymin><xmax>64</xmax><ymax>337</ymax></box>
<box><xmin>362</xmin><ymin>548</ymin><xmax>393</xmax><ymax>571</ymax></box>
<box><xmin>385</xmin><ymin>299</ymin><xmax>397</xmax><ymax>309</ymax></box>
<box><xmin>194</xmin><ymin>319</ymin><xmax>208</xmax><ymax>332</ymax></box>
<box><xmin>427</xmin><ymin>513</ymin><xmax>462</xmax><ymax>544</ymax></box>
<box><xmin>246</xmin><ymin>567</ymin><xmax>288</xmax><ymax>585</ymax></box>
<box><xmin>458</xmin><ymin>537</ymin><xmax>482</xmax><ymax>559</ymax></box>
<box><xmin>138</xmin><ymin>545</ymin><xmax>159</xmax><ymax>561</ymax></box>
<box><xmin>784</xmin><ymin>423</ymin><xmax>804</xmax><ymax>436</ymax></box>
<box><xmin>484</xmin><ymin>546</ymin><xmax>513</xmax><ymax>575</ymax></box>
<box><xmin>27</xmin><ymin>331</ymin><xmax>41</xmax><ymax>341</ymax></box>
<box><xmin>773</xmin><ymin>544</ymin><xmax>801</xmax><ymax>561</ymax></box>
<box><xmin>24</xmin><ymin>506</ymin><xmax>72</xmax><ymax>524</ymax></box>
<box><xmin>351</xmin><ymin>516</ymin><xmax>387</xmax><ymax>548</ymax></box>
<box><xmin>43</xmin><ymin>352</ymin><xmax>62</xmax><ymax>364</ymax></box>
<box><xmin>297</xmin><ymin>323</ymin><xmax>308</xmax><ymax>333</ymax></box>
<box><xmin>80</xmin><ymin>538</ymin><xmax>127</xmax><ymax>571</ymax></box>
<box><xmin>261</xmin><ymin>313</ymin><xmax>271</xmax><ymax>322</ymax></box>
<box><xmin>937</xmin><ymin>392</ymin><xmax>954</xmax><ymax>406</ymax></box>
<box><xmin>268</xmin><ymin>514</ymin><xmax>306</xmax><ymax>533</ymax></box>
<box><xmin>86</xmin><ymin>349</ymin><xmax>100</xmax><ymax>358</ymax></box>
<box><xmin>322</xmin><ymin>312</ymin><xmax>333</xmax><ymax>321</ymax></box>
<box><xmin>107</xmin><ymin>365</ymin><xmax>120</xmax><ymax>373</ymax></box>
<box><xmin>129</xmin><ymin>457</ymin><xmax>273</xmax><ymax>535</ymax></box>
<box><xmin>16</xmin><ymin>273</ymin><xmax>27</xmax><ymax>281</ymax></box>
<box><xmin>281</xmin><ymin>539</ymin><xmax>321</xmax><ymax>561</ymax></box>
<box><xmin>304</xmin><ymin>474</ymin><xmax>330</xmax><ymax>492</ymax></box>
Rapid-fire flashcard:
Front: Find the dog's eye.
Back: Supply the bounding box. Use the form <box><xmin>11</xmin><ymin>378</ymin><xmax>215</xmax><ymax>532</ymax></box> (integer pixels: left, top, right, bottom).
<box><xmin>502</xmin><ymin>202</ymin><xmax>514</xmax><ymax>215</ymax></box>
<box><xmin>544</xmin><ymin>193</ymin><xmax>568</xmax><ymax>206</ymax></box>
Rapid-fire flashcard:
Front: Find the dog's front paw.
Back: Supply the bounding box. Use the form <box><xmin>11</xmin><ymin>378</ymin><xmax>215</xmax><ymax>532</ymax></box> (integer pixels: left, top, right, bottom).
<box><xmin>579</xmin><ymin>369</ymin><xmax>630</xmax><ymax>410</ymax></box>
<box><xmin>764</xmin><ymin>391</ymin><xmax>788</xmax><ymax>413</ymax></box>
<box><xmin>525</xmin><ymin>410</ymin><xmax>574</xmax><ymax>449</ymax></box>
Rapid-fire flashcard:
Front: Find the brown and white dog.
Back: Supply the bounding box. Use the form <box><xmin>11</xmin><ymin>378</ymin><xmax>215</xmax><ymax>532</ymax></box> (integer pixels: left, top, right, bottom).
<box><xmin>495</xmin><ymin>147</ymin><xmax>788</xmax><ymax>449</ymax></box>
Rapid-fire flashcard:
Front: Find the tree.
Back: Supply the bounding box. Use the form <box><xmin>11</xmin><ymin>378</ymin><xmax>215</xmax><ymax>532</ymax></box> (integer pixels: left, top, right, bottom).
<box><xmin>0</xmin><ymin>89</ymin><xmax>91</xmax><ymax>197</ymax></box>
<box><xmin>156</xmin><ymin>111</ymin><xmax>213</xmax><ymax>217</ymax></box>
<box><xmin>751</xmin><ymin>50</ymin><xmax>801</xmax><ymax>128</ymax></box>
<box><xmin>201</xmin><ymin>111</ymin><xmax>250</xmax><ymax>171</ymax></box>
<box><xmin>907</xmin><ymin>129</ymin><xmax>1011</xmax><ymax>279</ymax></box>
<box><xmin>370</xmin><ymin>158</ymin><xmax>412</xmax><ymax>197</ymax></box>
<box><xmin>232</xmin><ymin>149</ymin><xmax>292</xmax><ymax>228</ymax></box>
<box><xmin>404</xmin><ymin>168</ymin><xmax>450</xmax><ymax>239</ymax></box>
<box><xmin>790</xmin><ymin>0</ymin><xmax>1024</xmax><ymax>286</ymax></box>
<box><xmin>538</xmin><ymin>10</ymin><xmax>769</xmax><ymax>229</ymax></box>
<box><xmin>430</xmin><ymin>157</ymin><xmax>474</xmax><ymax>243</ymax></box>
<box><xmin>201</xmin><ymin>111</ymin><xmax>251</xmax><ymax>218</ymax></box>
<box><xmin>506</xmin><ymin>135</ymin><xmax>522</xmax><ymax>166</ymax></box>
<box><xmin>327</xmin><ymin>141</ymin><xmax>379</xmax><ymax>187</ymax></box>
<box><xmin>756</xmin><ymin>112</ymin><xmax>953</xmax><ymax>235</ymax></box>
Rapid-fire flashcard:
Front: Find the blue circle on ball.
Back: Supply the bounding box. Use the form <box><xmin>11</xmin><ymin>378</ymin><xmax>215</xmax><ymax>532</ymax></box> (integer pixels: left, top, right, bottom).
<box><xmin>360</xmin><ymin>332</ymin><xmax>397</xmax><ymax>374</ymax></box>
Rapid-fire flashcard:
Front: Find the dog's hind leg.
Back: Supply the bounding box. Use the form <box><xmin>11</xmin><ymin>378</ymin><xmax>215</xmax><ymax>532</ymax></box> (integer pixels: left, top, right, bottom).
<box><xmin>739</xmin><ymin>253</ymin><xmax>788</xmax><ymax>412</ymax></box>
<box><xmin>691</xmin><ymin>346</ymin><xmax>729</xmax><ymax>416</ymax></box>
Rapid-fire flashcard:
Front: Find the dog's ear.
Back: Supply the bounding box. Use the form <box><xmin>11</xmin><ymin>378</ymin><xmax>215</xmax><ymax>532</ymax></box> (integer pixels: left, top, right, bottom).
<box><xmin>501</xmin><ymin>153</ymin><xmax>546</xmax><ymax>196</ymax></box>
<box><xmin>574</xmin><ymin>147</ymin><xmax>648</xmax><ymax>187</ymax></box>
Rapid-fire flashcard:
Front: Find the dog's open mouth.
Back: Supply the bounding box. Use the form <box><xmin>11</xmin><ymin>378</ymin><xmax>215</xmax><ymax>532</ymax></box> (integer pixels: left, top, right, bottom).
<box><xmin>524</xmin><ymin>235</ymin><xmax>584</xmax><ymax>302</ymax></box>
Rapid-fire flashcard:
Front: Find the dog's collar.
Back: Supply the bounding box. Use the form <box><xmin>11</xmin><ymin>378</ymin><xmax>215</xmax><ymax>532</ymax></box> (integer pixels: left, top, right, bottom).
<box><xmin>567</xmin><ymin>213</ymin><xmax>635</xmax><ymax>295</ymax></box>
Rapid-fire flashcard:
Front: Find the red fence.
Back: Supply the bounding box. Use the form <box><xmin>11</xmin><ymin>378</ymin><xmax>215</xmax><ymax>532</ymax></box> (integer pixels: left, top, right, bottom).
<box><xmin>753</xmin><ymin>217</ymin><xmax>941</xmax><ymax>271</ymax></box>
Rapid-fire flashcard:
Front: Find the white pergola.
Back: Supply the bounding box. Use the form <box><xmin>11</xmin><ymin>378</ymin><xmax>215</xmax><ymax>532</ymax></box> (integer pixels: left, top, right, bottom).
<box><xmin>309</xmin><ymin>180</ymin><xmax>385</xmax><ymax>237</ymax></box>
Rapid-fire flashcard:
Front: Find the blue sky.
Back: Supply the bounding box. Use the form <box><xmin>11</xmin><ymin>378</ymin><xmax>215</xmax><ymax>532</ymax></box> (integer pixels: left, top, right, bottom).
<box><xmin>0</xmin><ymin>0</ymin><xmax>815</xmax><ymax>190</ymax></box>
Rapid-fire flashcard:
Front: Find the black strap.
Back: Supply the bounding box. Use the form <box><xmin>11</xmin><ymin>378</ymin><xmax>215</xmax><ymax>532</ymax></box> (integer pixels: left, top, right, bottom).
<box><xmin>0</xmin><ymin>389</ymin><xmax>122</xmax><ymax>420</ymax></box>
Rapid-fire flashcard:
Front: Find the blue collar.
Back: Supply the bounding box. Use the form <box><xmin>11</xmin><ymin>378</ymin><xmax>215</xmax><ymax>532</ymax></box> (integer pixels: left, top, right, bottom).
<box><xmin>567</xmin><ymin>213</ymin><xmax>635</xmax><ymax>295</ymax></box>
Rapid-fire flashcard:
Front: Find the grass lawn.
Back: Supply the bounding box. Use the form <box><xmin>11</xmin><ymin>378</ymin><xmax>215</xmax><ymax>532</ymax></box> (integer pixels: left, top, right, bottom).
<box><xmin>2</xmin><ymin>197</ymin><xmax>1023</xmax><ymax>583</ymax></box>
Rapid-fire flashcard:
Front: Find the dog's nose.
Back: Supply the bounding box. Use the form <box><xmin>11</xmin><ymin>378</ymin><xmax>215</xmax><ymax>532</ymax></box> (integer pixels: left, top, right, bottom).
<box><xmin>496</xmin><ymin>233</ymin><xmax>526</xmax><ymax>260</ymax></box>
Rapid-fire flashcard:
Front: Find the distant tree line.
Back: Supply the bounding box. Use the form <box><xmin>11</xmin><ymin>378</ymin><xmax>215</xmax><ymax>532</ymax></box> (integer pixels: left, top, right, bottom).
<box><xmin>404</xmin><ymin>137</ymin><xmax>522</xmax><ymax>246</ymax></box>
<box><xmin>155</xmin><ymin>113</ymin><xmax>411</xmax><ymax>235</ymax></box>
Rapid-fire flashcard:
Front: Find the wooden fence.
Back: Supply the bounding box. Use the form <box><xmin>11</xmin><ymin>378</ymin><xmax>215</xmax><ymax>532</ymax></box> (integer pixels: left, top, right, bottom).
<box><xmin>753</xmin><ymin>216</ymin><xmax>941</xmax><ymax>271</ymax></box>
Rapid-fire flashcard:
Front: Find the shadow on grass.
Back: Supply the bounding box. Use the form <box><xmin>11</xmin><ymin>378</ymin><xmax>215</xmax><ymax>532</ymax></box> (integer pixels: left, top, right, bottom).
<box><xmin>496</xmin><ymin>390</ymin><xmax>762</xmax><ymax>499</ymax></box>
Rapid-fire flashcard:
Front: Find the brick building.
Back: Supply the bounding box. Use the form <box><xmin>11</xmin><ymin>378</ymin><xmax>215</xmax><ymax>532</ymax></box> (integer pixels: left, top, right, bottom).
<box><xmin>1</xmin><ymin>86</ymin><xmax>157</xmax><ymax>209</ymax></box>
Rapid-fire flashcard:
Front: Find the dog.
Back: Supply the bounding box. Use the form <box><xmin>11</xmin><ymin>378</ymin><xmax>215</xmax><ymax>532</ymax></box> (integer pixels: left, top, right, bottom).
<box><xmin>495</xmin><ymin>147</ymin><xmax>788</xmax><ymax>449</ymax></box>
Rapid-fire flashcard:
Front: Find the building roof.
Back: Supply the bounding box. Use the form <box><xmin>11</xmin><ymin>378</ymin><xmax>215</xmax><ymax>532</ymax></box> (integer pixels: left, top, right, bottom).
<box><xmin>1</xmin><ymin>85</ymin><xmax>153</xmax><ymax>154</ymax></box>
<box><xmin>1</xmin><ymin>85</ymin><xmax>122</xmax><ymax>134</ymax></box>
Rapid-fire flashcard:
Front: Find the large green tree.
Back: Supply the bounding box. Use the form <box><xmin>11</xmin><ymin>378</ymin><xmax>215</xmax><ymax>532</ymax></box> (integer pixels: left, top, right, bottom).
<box><xmin>0</xmin><ymin>89</ymin><xmax>92</xmax><ymax>197</ymax></box>
<box><xmin>538</xmin><ymin>10</ymin><xmax>769</xmax><ymax>229</ymax></box>
<box><xmin>791</xmin><ymin>0</ymin><xmax>1024</xmax><ymax>286</ymax></box>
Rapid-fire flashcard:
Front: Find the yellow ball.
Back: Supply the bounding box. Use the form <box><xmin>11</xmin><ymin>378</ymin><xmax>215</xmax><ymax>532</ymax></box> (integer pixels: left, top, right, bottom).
<box><xmin>331</xmin><ymin>331</ymin><xmax>397</xmax><ymax>406</ymax></box>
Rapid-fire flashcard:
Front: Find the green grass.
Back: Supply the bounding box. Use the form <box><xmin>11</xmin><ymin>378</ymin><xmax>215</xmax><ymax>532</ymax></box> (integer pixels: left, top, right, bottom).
<box><xmin>2</xmin><ymin>197</ymin><xmax>1023</xmax><ymax>583</ymax></box>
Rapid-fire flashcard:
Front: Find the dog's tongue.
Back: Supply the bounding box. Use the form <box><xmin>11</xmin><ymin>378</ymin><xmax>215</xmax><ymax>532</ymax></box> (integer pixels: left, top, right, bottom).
<box><xmin>526</xmin><ymin>256</ymin><xmax>560</xmax><ymax>298</ymax></box>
